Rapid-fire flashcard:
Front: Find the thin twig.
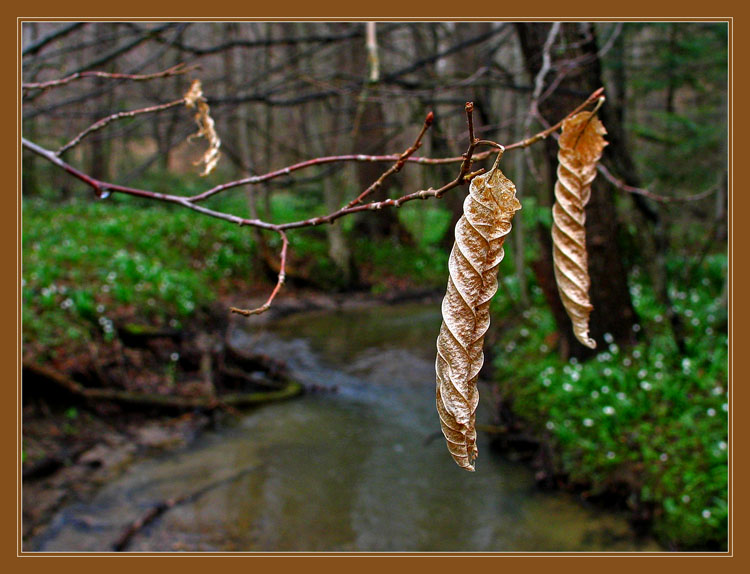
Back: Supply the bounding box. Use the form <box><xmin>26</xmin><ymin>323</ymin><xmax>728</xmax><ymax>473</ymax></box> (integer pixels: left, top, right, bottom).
<box><xmin>230</xmin><ymin>230</ymin><xmax>288</xmax><ymax>316</ymax></box>
<box><xmin>56</xmin><ymin>99</ymin><xmax>186</xmax><ymax>156</ymax></box>
<box><xmin>345</xmin><ymin>111</ymin><xmax>433</xmax><ymax>208</ymax></box>
<box><xmin>597</xmin><ymin>22</ymin><xmax>624</xmax><ymax>59</ymax></box>
<box><xmin>522</xmin><ymin>22</ymin><xmax>563</xmax><ymax>185</ymax></box>
<box><xmin>528</xmin><ymin>100</ymin><xmax>717</xmax><ymax>205</ymax></box>
<box><xmin>465</xmin><ymin>101</ymin><xmax>477</xmax><ymax>144</ymax></box>
<box><xmin>506</xmin><ymin>87</ymin><xmax>604</xmax><ymax>152</ymax></box>
<box><xmin>597</xmin><ymin>162</ymin><xmax>720</xmax><ymax>203</ymax></box>
<box><xmin>451</xmin><ymin>101</ymin><xmax>481</xmax><ymax>190</ymax></box>
<box><xmin>22</xmin><ymin>22</ymin><xmax>86</xmax><ymax>57</ymax></box>
<box><xmin>22</xmin><ymin>63</ymin><xmax>195</xmax><ymax>92</ymax></box>
<box><xmin>525</xmin><ymin>22</ymin><xmax>561</xmax><ymax>135</ymax></box>
<box><xmin>475</xmin><ymin>139</ymin><xmax>504</xmax><ymax>149</ymax></box>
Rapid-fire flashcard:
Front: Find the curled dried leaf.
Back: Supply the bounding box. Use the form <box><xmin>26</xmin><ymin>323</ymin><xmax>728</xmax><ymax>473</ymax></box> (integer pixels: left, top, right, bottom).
<box><xmin>436</xmin><ymin>154</ymin><xmax>521</xmax><ymax>471</ymax></box>
<box><xmin>184</xmin><ymin>79</ymin><xmax>221</xmax><ymax>176</ymax></box>
<box><xmin>552</xmin><ymin>111</ymin><xmax>608</xmax><ymax>349</ymax></box>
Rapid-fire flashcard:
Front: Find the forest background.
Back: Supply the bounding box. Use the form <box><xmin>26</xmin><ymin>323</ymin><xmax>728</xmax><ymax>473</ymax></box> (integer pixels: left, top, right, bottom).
<box><xmin>20</xmin><ymin>20</ymin><xmax>729</xmax><ymax>551</ymax></box>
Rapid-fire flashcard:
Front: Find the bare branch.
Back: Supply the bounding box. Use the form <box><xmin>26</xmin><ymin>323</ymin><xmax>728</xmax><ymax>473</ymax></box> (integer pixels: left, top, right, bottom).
<box><xmin>230</xmin><ymin>230</ymin><xmax>289</xmax><ymax>317</ymax></box>
<box><xmin>524</xmin><ymin>22</ymin><xmax>561</xmax><ymax>136</ymax></box>
<box><xmin>597</xmin><ymin>162</ymin><xmax>720</xmax><ymax>203</ymax></box>
<box><xmin>56</xmin><ymin>98</ymin><xmax>186</xmax><ymax>156</ymax></box>
<box><xmin>24</xmin><ymin>88</ymin><xmax>604</xmax><ymax>211</ymax></box>
<box><xmin>520</xmin><ymin>22</ymin><xmax>562</xmax><ymax>183</ymax></box>
<box><xmin>345</xmin><ymin>111</ymin><xmax>433</xmax><ymax>208</ymax></box>
<box><xmin>22</xmin><ymin>22</ymin><xmax>86</xmax><ymax>57</ymax></box>
<box><xmin>152</xmin><ymin>27</ymin><xmax>365</xmax><ymax>56</ymax></box>
<box><xmin>597</xmin><ymin>22</ymin><xmax>624</xmax><ymax>59</ymax></box>
<box><xmin>69</xmin><ymin>23</ymin><xmax>177</xmax><ymax>76</ymax></box>
<box><xmin>22</xmin><ymin>63</ymin><xmax>195</xmax><ymax>93</ymax></box>
<box><xmin>382</xmin><ymin>25</ymin><xmax>509</xmax><ymax>85</ymax></box>
<box><xmin>23</xmin><ymin>87</ymin><xmax>605</xmax><ymax>316</ymax></box>
<box><xmin>508</xmin><ymin>87</ymin><xmax>605</xmax><ymax>152</ymax></box>
<box><xmin>456</xmin><ymin>101</ymin><xmax>480</xmax><ymax>185</ymax></box>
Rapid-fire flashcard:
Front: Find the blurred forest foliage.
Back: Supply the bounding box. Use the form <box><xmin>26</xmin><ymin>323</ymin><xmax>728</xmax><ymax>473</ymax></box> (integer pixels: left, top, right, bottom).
<box><xmin>22</xmin><ymin>21</ymin><xmax>728</xmax><ymax>550</ymax></box>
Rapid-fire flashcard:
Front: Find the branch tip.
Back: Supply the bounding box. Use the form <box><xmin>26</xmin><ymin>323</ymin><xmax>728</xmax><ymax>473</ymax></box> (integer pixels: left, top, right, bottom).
<box><xmin>592</xmin><ymin>96</ymin><xmax>606</xmax><ymax>115</ymax></box>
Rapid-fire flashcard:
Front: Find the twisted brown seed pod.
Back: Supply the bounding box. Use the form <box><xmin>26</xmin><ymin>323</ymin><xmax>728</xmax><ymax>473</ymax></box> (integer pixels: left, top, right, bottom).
<box><xmin>552</xmin><ymin>110</ymin><xmax>608</xmax><ymax>349</ymax></box>
<box><xmin>184</xmin><ymin>79</ymin><xmax>221</xmax><ymax>177</ymax></box>
<box><xmin>436</xmin><ymin>152</ymin><xmax>521</xmax><ymax>471</ymax></box>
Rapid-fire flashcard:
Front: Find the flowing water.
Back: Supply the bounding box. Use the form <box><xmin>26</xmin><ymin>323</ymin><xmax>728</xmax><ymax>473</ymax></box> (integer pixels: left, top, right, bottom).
<box><xmin>32</xmin><ymin>302</ymin><xmax>661</xmax><ymax>552</ymax></box>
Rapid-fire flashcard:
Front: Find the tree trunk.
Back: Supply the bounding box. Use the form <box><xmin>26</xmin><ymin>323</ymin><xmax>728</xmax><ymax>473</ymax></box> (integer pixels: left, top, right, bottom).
<box><xmin>516</xmin><ymin>22</ymin><xmax>638</xmax><ymax>358</ymax></box>
<box><xmin>88</xmin><ymin>25</ymin><xmax>113</xmax><ymax>183</ymax></box>
<box><xmin>310</xmin><ymin>23</ymin><xmax>357</xmax><ymax>285</ymax></box>
<box><xmin>22</xmin><ymin>23</ymin><xmax>39</xmax><ymax>196</ymax></box>
<box><xmin>351</xmin><ymin>23</ymin><xmax>413</xmax><ymax>244</ymax></box>
<box><xmin>352</xmin><ymin>99</ymin><xmax>412</xmax><ymax>243</ymax></box>
<box><xmin>324</xmin><ymin>171</ymin><xmax>358</xmax><ymax>285</ymax></box>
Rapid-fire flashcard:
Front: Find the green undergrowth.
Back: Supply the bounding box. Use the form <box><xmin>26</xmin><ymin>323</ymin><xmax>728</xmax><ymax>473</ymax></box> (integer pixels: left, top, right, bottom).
<box><xmin>492</xmin><ymin>254</ymin><xmax>728</xmax><ymax>550</ymax></box>
<box><xmin>22</xmin><ymin>193</ymin><xmax>257</xmax><ymax>359</ymax></box>
<box><xmin>22</xmin><ymin>185</ymin><xmax>451</xmax><ymax>360</ymax></box>
<box><xmin>268</xmin><ymin>188</ymin><xmax>451</xmax><ymax>291</ymax></box>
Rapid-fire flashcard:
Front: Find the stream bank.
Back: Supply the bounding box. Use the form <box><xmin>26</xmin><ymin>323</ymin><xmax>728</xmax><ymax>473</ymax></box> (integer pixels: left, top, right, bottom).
<box><xmin>26</xmin><ymin>296</ymin><xmax>662</xmax><ymax>552</ymax></box>
<box><xmin>22</xmin><ymin>289</ymin><xmax>440</xmax><ymax>544</ymax></box>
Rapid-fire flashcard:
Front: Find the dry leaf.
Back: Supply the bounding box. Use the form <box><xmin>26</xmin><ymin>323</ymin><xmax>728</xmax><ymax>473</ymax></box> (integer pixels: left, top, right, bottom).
<box><xmin>184</xmin><ymin>79</ymin><xmax>221</xmax><ymax>176</ymax></box>
<box><xmin>436</xmin><ymin>155</ymin><xmax>521</xmax><ymax>471</ymax></box>
<box><xmin>552</xmin><ymin>111</ymin><xmax>608</xmax><ymax>349</ymax></box>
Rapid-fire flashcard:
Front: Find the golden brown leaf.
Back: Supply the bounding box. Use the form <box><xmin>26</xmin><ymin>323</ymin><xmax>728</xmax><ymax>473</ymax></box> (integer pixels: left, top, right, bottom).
<box><xmin>552</xmin><ymin>111</ymin><xmax>608</xmax><ymax>349</ymax></box>
<box><xmin>436</xmin><ymin>155</ymin><xmax>521</xmax><ymax>471</ymax></box>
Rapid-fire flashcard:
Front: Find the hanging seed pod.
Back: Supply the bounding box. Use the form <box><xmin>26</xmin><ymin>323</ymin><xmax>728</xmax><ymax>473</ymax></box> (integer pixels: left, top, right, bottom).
<box><xmin>551</xmin><ymin>109</ymin><xmax>608</xmax><ymax>349</ymax></box>
<box><xmin>184</xmin><ymin>79</ymin><xmax>222</xmax><ymax>176</ymax></box>
<box><xmin>436</xmin><ymin>151</ymin><xmax>521</xmax><ymax>471</ymax></box>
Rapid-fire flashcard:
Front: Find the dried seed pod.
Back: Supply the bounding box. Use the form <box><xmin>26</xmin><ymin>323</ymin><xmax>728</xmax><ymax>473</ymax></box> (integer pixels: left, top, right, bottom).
<box><xmin>436</xmin><ymin>153</ymin><xmax>521</xmax><ymax>471</ymax></box>
<box><xmin>184</xmin><ymin>79</ymin><xmax>221</xmax><ymax>176</ymax></box>
<box><xmin>552</xmin><ymin>111</ymin><xmax>608</xmax><ymax>349</ymax></box>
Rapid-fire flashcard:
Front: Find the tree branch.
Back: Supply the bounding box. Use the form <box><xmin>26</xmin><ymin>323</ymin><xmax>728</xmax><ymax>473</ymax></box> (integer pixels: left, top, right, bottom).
<box><xmin>151</xmin><ymin>27</ymin><xmax>365</xmax><ymax>56</ymax></box>
<box><xmin>22</xmin><ymin>63</ymin><xmax>195</xmax><ymax>93</ymax></box>
<box><xmin>56</xmin><ymin>98</ymin><xmax>186</xmax><ymax>156</ymax></box>
<box><xmin>597</xmin><ymin>162</ymin><xmax>720</xmax><ymax>203</ymax></box>
<box><xmin>22</xmin><ymin>22</ymin><xmax>86</xmax><ymax>56</ymax></box>
<box><xmin>230</xmin><ymin>230</ymin><xmax>288</xmax><ymax>317</ymax></box>
<box><xmin>23</xmin><ymin>87</ymin><xmax>605</xmax><ymax>316</ymax></box>
<box><xmin>525</xmin><ymin>21</ymin><xmax>561</xmax><ymax>134</ymax></box>
<box><xmin>345</xmin><ymin>111</ymin><xmax>433</xmax><ymax>208</ymax></box>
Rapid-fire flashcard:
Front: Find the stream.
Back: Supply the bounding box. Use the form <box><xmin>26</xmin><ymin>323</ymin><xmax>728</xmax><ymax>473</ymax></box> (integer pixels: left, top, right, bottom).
<box><xmin>31</xmin><ymin>302</ymin><xmax>661</xmax><ymax>552</ymax></box>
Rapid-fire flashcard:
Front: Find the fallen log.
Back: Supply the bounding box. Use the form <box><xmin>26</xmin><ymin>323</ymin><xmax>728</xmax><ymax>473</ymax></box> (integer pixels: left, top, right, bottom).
<box><xmin>116</xmin><ymin>323</ymin><xmax>182</xmax><ymax>348</ymax></box>
<box><xmin>219</xmin><ymin>364</ymin><xmax>286</xmax><ymax>391</ymax></box>
<box><xmin>23</xmin><ymin>361</ymin><xmax>303</xmax><ymax>414</ymax></box>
